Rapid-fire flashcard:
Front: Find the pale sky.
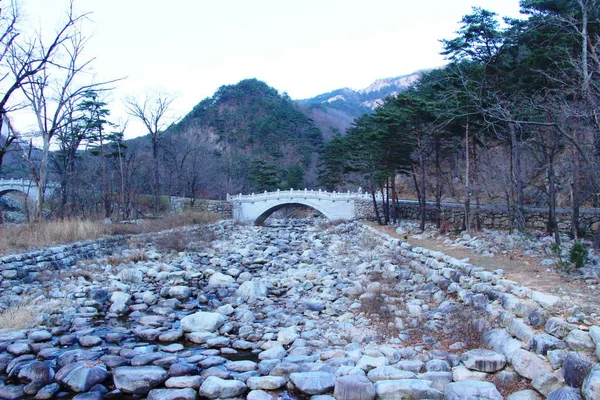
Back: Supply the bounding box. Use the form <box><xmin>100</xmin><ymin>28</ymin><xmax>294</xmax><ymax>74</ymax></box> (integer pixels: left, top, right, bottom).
<box><xmin>19</xmin><ymin>0</ymin><xmax>523</xmax><ymax>138</ymax></box>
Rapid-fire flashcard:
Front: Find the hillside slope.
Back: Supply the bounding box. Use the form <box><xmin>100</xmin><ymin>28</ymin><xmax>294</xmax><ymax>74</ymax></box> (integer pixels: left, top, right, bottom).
<box><xmin>169</xmin><ymin>79</ymin><xmax>324</xmax><ymax>194</ymax></box>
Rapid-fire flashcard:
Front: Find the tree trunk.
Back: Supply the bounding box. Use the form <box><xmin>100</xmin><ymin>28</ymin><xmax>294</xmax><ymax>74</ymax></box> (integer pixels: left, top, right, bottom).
<box><xmin>472</xmin><ymin>138</ymin><xmax>482</xmax><ymax>230</ymax></box>
<box><xmin>463</xmin><ymin>123</ymin><xmax>471</xmax><ymax>232</ymax></box>
<box><xmin>434</xmin><ymin>137</ymin><xmax>442</xmax><ymax>228</ymax></box>
<box><xmin>35</xmin><ymin>136</ymin><xmax>50</xmax><ymax>221</ymax></box>
<box><xmin>417</xmin><ymin>127</ymin><xmax>426</xmax><ymax>232</ymax></box>
<box><xmin>152</xmin><ymin>139</ymin><xmax>160</xmax><ymax>215</ymax></box>
<box><xmin>371</xmin><ymin>186</ymin><xmax>381</xmax><ymax>225</ymax></box>
<box><xmin>509</xmin><ymin>122</ymin><xmax>525</xmax><ymax>231</ymax></box>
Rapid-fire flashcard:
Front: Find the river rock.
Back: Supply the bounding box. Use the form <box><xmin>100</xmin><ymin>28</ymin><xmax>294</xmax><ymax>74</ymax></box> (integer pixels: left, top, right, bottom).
<box><xmin>530</xmin><ymin>334</ymin><xmax>566</xmax><ymax>355</ymax></box>
<box><xmin>113</xmin><ymin>366</ymin><xmax>168</xmax><ymax>394</ymax></box>
<box><xmin>374</xmin><ymin>379</ymin><xmax>443</xmax><ymax>400</ymax></box>
<box><xmin>444</xmin><ymin>380</ymin><xmax>502</xmax><ymax>400</ymax></box>
<box><xmin>146</xmin><ymin>388</ymin><xmax>197</xmax><ymax>400</ymax></box>
<box><xmin>208</xmin><ymin>272</ymin><xmax>234</xmax><ymax>286</ymax></box>
<box><xmin>511</xmin><ymin>349</ymin><xmax>551</xmax><ymax>381</ymax></box>
<box><xmin>17</xmin><ymin>361</ymin><xmax>54</xmax><ymax>387</ymax></box>
<box><xmin>545</xmin><ymin>318</ymin><xmax>572</xmax><ymax>339</ymax></box>
<box><xmin>237</xmin><ymin>280</ymin><xmax>268</xmax><ymax>299</ymax></box>
<box><xmin>507</xmin><ymin>389</ymin><xmax>544</xmax><ymax>400</ymax></box>
<box><xmin>461</xmin><ymin>349</ymin><xmax>506</xmax><ymax>372</ymax></box>
<box><xmin>547</xmin><ymin>387</ymin><xmax>583</xmax><ymax>400</ymax></box>
<box><xmin>180</xmin><ymin>312</ymin><xmax>226</xmax><ymax>333</ymax></box>
<box><xmin>54</xmin><ymin>362</ymin><xmax>109</xmax><ymax>392</ymax></box>
<box><xmin>367</xmin><ymin>366</ymin><xmax>416</xmax><ymax>382</ymax></box>
<box><xmin>563</xmin><ymin>352</ymin><xmax>593</xmax><ymax>388</ymax></box>
<box><xmin>246</xmin><ymin>376</ymin><xmax>286</xmax><ymax>390</ymax></box>
<box><xmin>582</xmin><ymin>365</ymin><xmax>600</xmax><ymax>400</ymax></box>
<box><xmin>290</xmin><ymin>371</ymin><xmax>336</xmax><ymax>395</ymax></box>
<box><xmin>565</xmin><ymin>330</ymin><xmax>595</xmax><ymax>352</ymax></box>
<box><xmin>333</xmin><ymin>375</ymin><xmax>376</xmax><ymax>400</ymax></box>
<box><xmin>198</xmin><ymin>376</ymin><xmax>246</xmax><ymax>399</ymax></box>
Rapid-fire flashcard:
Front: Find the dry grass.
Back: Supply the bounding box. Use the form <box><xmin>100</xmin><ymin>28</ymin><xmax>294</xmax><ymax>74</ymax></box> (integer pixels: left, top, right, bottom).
<box><xmin>129</xmin><ymin>249</ymin><xmax>149</xmax><ymax>262</ymax></box>
<box><xmin>0</xmin><ymin>210</ymin><xmax>220</xmax><ymax>255</ymax></box>
<box><xmin>0</xmin><ymin>299</ymin><xmax>41</xmax><ymax>330</ymax></box>
<box><xmin>153</xmin><ymin>228</ymin><xmax>216</xmax><ymax>253</ymax></box>
<box><xmin>489</xmin><ymin>375</ymin><xmax>533</xmax><ymax>398</ymax></box>
<box><xmin>0</xmin><ymin>219</ymin><xmax>106</xmax><ymax>253</ymax></box>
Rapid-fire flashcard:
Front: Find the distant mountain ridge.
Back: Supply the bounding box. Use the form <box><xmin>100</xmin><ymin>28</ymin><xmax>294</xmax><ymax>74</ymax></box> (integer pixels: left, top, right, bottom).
<box><xmin>296</xmin><ymin>70</ymin><xmax>426</xmax><ymax>139</ymax></box>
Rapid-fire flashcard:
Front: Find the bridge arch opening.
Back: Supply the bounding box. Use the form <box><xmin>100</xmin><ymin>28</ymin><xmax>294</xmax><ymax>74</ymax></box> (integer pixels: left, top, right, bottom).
<box><xmin>254</xmin><ymin>202</ymin><xmax>330</xmax><ymax>225</ymax></box>
<box><xmin>0</xmin><ymin>190</ymin><xmax>32</xmax><ymax>222</ymax></box>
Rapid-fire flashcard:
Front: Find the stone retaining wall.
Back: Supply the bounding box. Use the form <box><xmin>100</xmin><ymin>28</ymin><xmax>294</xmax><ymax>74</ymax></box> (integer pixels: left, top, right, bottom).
<box><xmin>0</xmin><ymin>236</ymin><xmax>127</xmax><ymax>285</ymax></box>
<box><xmin>0</xmin><ymin>225</ymin><xmax>210</xmax><ymax>287</ymax></box>
<box><xmin>356</xmin><ymin>199</ymin><xmax>600</xmax><ymax>232</ymax></box>
<box><xmin>361</xmin><ymin>223</ymin><xmax>599</xmax><ymax>397</ymax></box>
<box><xmin>170</xmin><ymin>197</ymin><xmax>232</xmax><ymax>219</ymax></box>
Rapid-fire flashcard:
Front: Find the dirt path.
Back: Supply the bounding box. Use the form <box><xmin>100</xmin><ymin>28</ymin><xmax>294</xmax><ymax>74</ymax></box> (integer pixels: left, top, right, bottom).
<box><xmin>366</xmin><ymin>222</ymin><xmax>600</xmax><ymax>321</ymax></box>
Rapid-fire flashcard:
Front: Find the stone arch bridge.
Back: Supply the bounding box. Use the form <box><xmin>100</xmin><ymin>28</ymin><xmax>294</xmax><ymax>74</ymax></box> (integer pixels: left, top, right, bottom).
<box><xmin>0</xmin><ymin>179</ymin><xmax>59</xmax><ymax>204</ymax></box>
<box><xmin>227</xmin><ymin>189</ymin><xmax>374</xmax><ymax>225</ymax></box>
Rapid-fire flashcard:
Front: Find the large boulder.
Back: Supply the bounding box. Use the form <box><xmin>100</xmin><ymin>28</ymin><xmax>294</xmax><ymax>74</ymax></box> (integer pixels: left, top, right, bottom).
<box><xmin>547</xmin><ymin>387</ymin><xmax>583</xmax><ymax>400</ymax></box>
<box><xmin>461</xmin><ymin>349</ymin><xmax>506</xmax><ymax>373</ymax></box>
<box><xmin>507</xmin><ymin>389</ymin><xmax>544</xmax><ymax>400</ymax></box>
<box><xmin>54</xmin><ymin>362</ymin><xmax>109</xmax><ymax>393</ymax></box>
<box><xmin>290</xmin><ymin>372</ymin><xmax>335</xmax><ymax>395</ymax></box>
<box><xmin>198</xmin><ymin>376</ymin><xmax>246</xmax><ymax>399</ymax></box>
<box><xmin>180</xmin><ymin>312</ymin><xmax>226</xmax><ymax>333</ymax></box>
<box><xmin>374</xmin><ymin>379</ymin><xmax>443</xmax><ymax>400</ymax></box>
<box><xmin>147</xmin><ymin>388</ymin><xmax>198</xmax><ymax>400</ymax></box>
<box><xmin>334</xmin><ymin>375</ymin><xmax>376</xmax><ymax>400</ymax></box>
<box><xmin>444</xmin><ymin>381</ymin><xmax>502</xmax><ymax>400</ymax></box>
<box><xmin>236</xmin><ymin>280</ymin><xmax>268</xmax><ymax>299</ymax></box>
<box><xmin>582</xmin><ymin>365</ymin><xmax>600</xmax><ymax>400</ymax></box>
<box><xmin>565</xmin><ymin>329</ymin><xmax>596</xmax><ymax>352</ymax></box>
<box><xmin>113</xmin><ymin>366</ymin><xmax>168</xmax><ymax>394</ymax></box>
<box><xmin>246</xmin><ymin>376</ymin><xmax>286</xmax><ymax>390</ymax></box>
<box><xmin>511</xmin><ymin>349</ymin><xmax>552</xmax><ymax>381</ymax></box>
<box><xmin>208</xmin><ymin>272</ymin><xmax>234</xmax><ymax>286</ymax></box>
<box><xmin>562</xmin><ymin>352</ymin><xmax>593</xmax><ymax>388</ymax></box>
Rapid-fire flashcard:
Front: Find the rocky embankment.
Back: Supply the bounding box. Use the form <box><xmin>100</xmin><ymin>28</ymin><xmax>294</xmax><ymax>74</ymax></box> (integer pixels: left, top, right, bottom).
<box><xmin>0</xmin><ymin>219</ymin><xmax>598</xmax><ymax>399</ymax></box>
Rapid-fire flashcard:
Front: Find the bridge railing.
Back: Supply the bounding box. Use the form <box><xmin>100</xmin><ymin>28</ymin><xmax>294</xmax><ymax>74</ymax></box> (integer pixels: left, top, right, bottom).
<box><xmin>0</xmin><ymin>178</ymin><xmax>60</xmax><ymax>189</ymax></box>
<box><xmin>227</xmin><ymin>188</ymin><xmax>382</xmax><ymax>202</ymax></box>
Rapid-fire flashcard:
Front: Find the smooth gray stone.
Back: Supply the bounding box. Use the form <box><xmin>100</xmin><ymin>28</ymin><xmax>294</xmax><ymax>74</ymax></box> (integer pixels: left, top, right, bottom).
<box><xmin>146</xmin><ymin>388</ymin><xmax>198</xmax><ymax>400</ymax></box>
<box><xmin>333</xmin><ymin>375</ymin><xmax>375</xmax><ymax>400</ymax></box>
<box><xmin>461</xmin><ymin>349</ymin><xmax>506</xmax><ymax>373</ymax></box>
<box><xmin>113</xmin><ymin>366</ymin><xmax>168</xmax><ymax>394</ymax></box>
<box><xmin>198</xmin><ymin>376</ymin><xmax>246</xmax><ymax>399</ymax></box>
<box><xmin>54</xmin><ymin>361</ymin><xmax>109</xmax><ymax>392</ymax></box>
<box><xmin>375</xmin><ymin>379</ymin><xmax>443</xmax><ymax>400</ymax></box>
<box><xmin>582</xmin><ymin>365</ymin><xmax>600</xmax><ymax>400</ymax></box>
<box><xmin>562</xmin><ymin>352</ymin><xmax>592</xmax><ymax>388</ymax></box>
<box><xmin>444</xmin><ymin>380</ymin><xmax>502</xmax><ymax>400</ymax></box>
<box><xmin>290</xmin><ymin>371</ymin><xmax>336</xmax><ymax>395</ymax></box>
<box><xmin>547</xmin><ymin>387</ymin><xmax>583</xmax><ymax>400</ymax></box>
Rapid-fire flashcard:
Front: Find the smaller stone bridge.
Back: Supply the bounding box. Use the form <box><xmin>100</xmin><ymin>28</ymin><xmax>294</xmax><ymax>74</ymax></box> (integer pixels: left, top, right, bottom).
<box><xmin>227</xmin><ymin>189</ymin><xmax>373</xmax><ymax>225</ymax></box>
<box><xmin>0</xmin><ymin>178</ymin><xmax>59</xmax><ymax>204</ymax></box>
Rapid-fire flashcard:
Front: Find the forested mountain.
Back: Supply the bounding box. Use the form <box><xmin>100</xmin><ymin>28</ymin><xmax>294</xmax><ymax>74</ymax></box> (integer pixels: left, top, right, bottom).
<box><xmin>166</xmin><ymin>79</ymin><xmax>324</xmax><ymax>197</ymax></box>
<box><xmin>297</xmin><ymin>72</ymin><xmax>424</xmax><ymax>140</ymax></box>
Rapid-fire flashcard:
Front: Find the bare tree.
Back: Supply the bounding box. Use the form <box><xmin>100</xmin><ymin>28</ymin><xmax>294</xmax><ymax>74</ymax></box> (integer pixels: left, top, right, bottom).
<box><xmin>124</xmin><ymin>91</ymin><xmax>174</xmax><ymax>215</ymax></box>
<box><xmin>0</xmin><ymin>0</ymin><xmax>88</xmax><ymax>174</ymax></box>
<box><xmin>14</xmin><ymin>7</ymin><xmax>117</xmax><ymax>220</ymax></box>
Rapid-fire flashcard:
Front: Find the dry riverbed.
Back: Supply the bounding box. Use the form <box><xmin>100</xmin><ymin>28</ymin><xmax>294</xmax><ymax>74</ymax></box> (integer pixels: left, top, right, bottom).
<box><xmin>0</xmin><ymin>218</ymin><xmax>597</xmax><ymax>399</ymax></box>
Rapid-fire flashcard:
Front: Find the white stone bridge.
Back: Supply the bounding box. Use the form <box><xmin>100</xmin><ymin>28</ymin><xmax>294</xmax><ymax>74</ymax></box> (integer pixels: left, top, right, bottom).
<box><xmin>0</xmin><ymin>178</ymin><xmax>59</xmax><ymax>204</ymax></box>
<box><xmin>227</xmin><ymin>189</ymin><xmax>374</xmax><ymax>225</ymax></box>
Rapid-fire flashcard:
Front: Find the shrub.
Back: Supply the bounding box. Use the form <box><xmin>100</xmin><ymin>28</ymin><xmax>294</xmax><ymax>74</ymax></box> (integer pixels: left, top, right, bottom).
<box><xmin>446</xmin><ymin>305</ymin><xmax>494</xmax><ymax>350</ymax></box>
<box><xmin>569</xmin><ymin>241</ymin><xmax>588</xmax><ymax>269</ymax></box>
<box><xmin>358</xmin><ymin>292</ymin><xmax>399</xmax><ymax>341</ymax></box>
